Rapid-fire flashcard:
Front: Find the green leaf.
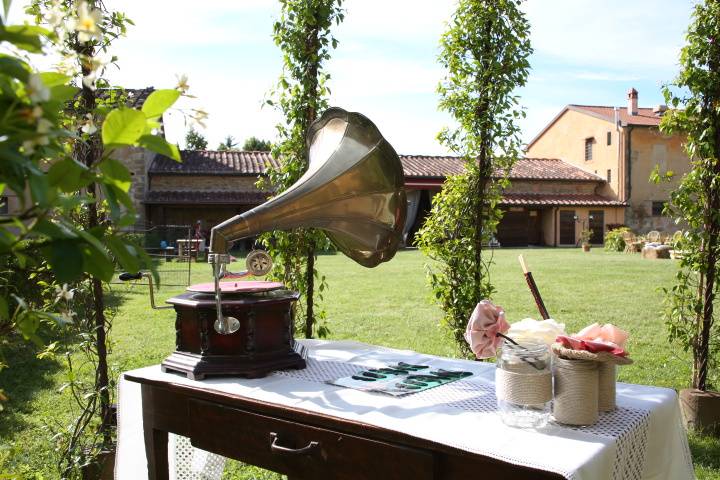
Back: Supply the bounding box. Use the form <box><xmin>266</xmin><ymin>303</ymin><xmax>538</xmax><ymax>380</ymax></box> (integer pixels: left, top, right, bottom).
<box><xmin>28</xmin><ymin>171</ymin><xmax>50</xmax><ymax>207</ymax></box>
<box><xmin>98</xmin><ymin>158</ymin><xmax>132</xmax><ymax>192</ymax></box>
<box><xmin>45</xmin><ymin>240</ymin><xmax>84</xmax><ymax>282</ymax></box>
<box><xmin>38</xmin><ymin>71</ymin><xmax>69</xmax><ymax>87</ymax></box>
<box><xmin>0</xmin><ymin>54</ymin><xmax>29</xmax><ymax>81</ymax></box>
<box><xmin>80</xmin><ymin>242</ymin><xmax>114</xmax><ymax>282</ymax></box>
<box><xmin>107</xmin><ymin>234</ymin><xmax>140</xmax><ymax>273</ymax></box>
<box><xmin>49</xmin><ymin>84</ymin><xmax>79</xmax><ymax>103</ymax></box>
<box><xmin>138</xmin><ymin>135</ymin><xmax>180</xmax><ymax>161</ymax></box>
<box><xmin>47</xmin><ymin>158</ymin><xmax>93</xmax><ymax>192</ymax></box>
<box><xmin>101</xmin><ymin>108</ymin><xmax>147</xmax><ymax>147</ymax></box>
<box><xmin>15</xmin><ymin>311</ymin><xmax>42</xmax><ymax>343</ymax></box>
<box><xmin>32</xmin><ymin>218</ymin><xmax>78</xmax><ymax>240</ymax></box>
<box><xmin>141</xmin><ymin>89</ymin><xmax>180</xmax><ymax>119</ymax></box>
<box><xmin>0</xmin><ymin>25</ymin><xmax>48</xmax><ymax>53</ymax></box>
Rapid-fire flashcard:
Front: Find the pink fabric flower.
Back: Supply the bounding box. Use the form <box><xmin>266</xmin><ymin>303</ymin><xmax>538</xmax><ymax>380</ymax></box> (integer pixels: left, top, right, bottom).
<box><xmin>556</xmin><ymin>322</ymin><xmax>630</xmax><ymax>357</ymax></box>
<box><xmin>464</xmin><ymin>300</ymin><xmax>510</xmax><ymax>359</ymax></box>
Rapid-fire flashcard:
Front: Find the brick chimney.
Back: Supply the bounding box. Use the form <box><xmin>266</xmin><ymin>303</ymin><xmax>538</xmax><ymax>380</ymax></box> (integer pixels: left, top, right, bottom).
<box><xmin>627</xmin><ymin>88</ymin><xmax>638</xmax><ymax>116</ymax></box>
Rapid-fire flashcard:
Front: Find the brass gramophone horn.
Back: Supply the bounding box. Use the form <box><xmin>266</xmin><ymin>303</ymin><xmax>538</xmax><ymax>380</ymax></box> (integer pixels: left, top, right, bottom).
<box><xmin>209</xmin><ymin>107</ymin><xmax>407</xmax><ymax>266</ymax></box>
<box><xmin>208</xmin><ymin>107</ymin><xmax>407</xmax><ymax>334</ymax></box>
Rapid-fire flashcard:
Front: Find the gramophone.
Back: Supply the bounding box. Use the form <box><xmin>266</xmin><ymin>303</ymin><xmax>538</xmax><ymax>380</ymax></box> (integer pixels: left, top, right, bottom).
<box><xmin>161</xmin><ymin>107</ymin><xmax>407</xmax><ymax>380</ymax></box>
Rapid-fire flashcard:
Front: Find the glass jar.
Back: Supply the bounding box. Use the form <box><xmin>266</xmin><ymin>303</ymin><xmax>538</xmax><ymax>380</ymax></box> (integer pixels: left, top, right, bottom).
<box><xmin>495</xmin><ymin>342</ymin><xmax>552</xmax><ymax>428</ymax></box>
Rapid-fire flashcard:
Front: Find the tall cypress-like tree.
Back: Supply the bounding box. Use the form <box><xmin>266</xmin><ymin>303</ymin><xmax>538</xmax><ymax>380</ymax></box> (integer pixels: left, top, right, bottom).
<box><xmin>417</xmin><ymin>0</ymin><xmax>532</xmax><ymax>356</ymax></box>
<box><xmin>260</xmin><ymin>0</ymin><xmax>344</xmax><ymax>338</ymax></box>
<box><xmin>659</xmin><ymin>0</ymin><xmax>720</xmax><ymax>392</ymax></box>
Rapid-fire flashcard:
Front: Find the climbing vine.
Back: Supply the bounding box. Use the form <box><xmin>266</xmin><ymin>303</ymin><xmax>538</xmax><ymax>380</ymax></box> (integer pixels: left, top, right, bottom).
<box><xmin>657</xmin><ymin>0</ymin><xmax>720</xmax><ymax>391</ymax></box>
<box><xmin>260</xmin><ymin>0</ymin><xmax>344</xmax><ymax>338</ymax></box>
<box><xmin>416</xmin><ymin>0</ymin><xmax>532</xmax><ymax>356</ymax></box>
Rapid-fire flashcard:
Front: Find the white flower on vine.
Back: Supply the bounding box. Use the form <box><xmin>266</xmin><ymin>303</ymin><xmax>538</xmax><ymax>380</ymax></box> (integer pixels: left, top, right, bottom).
<box><xmin>192</xmin><ymin>108</ymin><xmax>208</xmax><ymax>129</ymax></box>
<box><xmin>82</xmin><ymin>71</ymin><xmax>97</xmax><ymax>90</ymax></box>
<box><xmin>58</xmin><ymin>310</ymin><xmax>76</xmax><ymax>325</ymax></box>
<box><xmin>31</xmin><ymin>106</ymin><xmax>43</xmax><ymax>119</ymax></box>
<box><xmin>81</xmin><ymin>113</ymin><xmax>97</xmax><ymax>135</ymax></box>
<box><xmin>22</xmin><ymin>140</ymin><xmax>37</xmax><ymax>154</ymax></box>
<box><xmin>27</xmin><ymin>74</ymin><xmax>50</xmax><ymax>103</ymax></box>
<box><xmin>55</xmin><ymin>53</ymin><xmax>80</xmax><ymax>76</ymax></box>
<box><xmin>45</xmin><ymin>1</ymin><xmax>65</xmax><ymax>30</ymax></box>
<box><xmin>55</xmin><ymin>284</ymin><xmax>75</xmax><ymax>303</ymax></box>
<box><xmin>37</xmin><ymin>118</ymin><xmax>53</xmax><ymax>135</ymax></box>
<box><xmin>175</xmin><ymin>74</ymin><xmax>190</xmax><ymax>94</ymax></box>
<box><xmin>70</xmin><ymin>1</ymin><xmax>103</xmax><ymax>44</ymax></box>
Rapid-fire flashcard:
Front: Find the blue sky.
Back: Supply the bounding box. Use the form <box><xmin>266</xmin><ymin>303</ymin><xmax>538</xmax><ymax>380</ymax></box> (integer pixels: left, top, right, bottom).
<box><xmin>12</xmin><ymin>0</ymin><xmax>695</xmax><ymax>155</ymax></box>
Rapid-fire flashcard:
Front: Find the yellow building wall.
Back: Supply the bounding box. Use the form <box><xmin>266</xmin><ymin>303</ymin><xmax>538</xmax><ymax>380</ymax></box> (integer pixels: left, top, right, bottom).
<box><xmin>526</xmin><ymin>109</ymin><xmax>621</xmax><ymax>198</ymax></box>
<box><xmin>542</xmin><ymin>206</ymin><xmax>624</xmax><ymax>246</ymax></box>
<box><xmin>625</xmin><ymin>127</ymin><xmax>690</xmax><ymax>232</ymax></box>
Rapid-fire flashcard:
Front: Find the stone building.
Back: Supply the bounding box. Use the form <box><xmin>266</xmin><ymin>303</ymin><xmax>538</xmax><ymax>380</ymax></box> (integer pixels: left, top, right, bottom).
<box><xmin>525</xmin><ymin>88</ymin><xmax>690</xmax><ymax>233</ymax></box>
<box><xmin>130</xmin><ymin>150</ymin><xmax>623</xmax><ymax>247</ymax></box>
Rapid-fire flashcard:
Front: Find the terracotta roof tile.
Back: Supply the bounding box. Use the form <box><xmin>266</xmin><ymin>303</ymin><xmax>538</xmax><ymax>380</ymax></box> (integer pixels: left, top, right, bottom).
<box><xmin>150</xmin><ymin>151</ymin><xmax>602</xmax><ymax>182</ymax></box>
<box><xmin>569</xmin><ymin>105</ymin><xmax>663</xmax><ymax>127</ymax></box>
<box><xmin>506</xmin><ymin>157</ymin><xmax>601</xmax><ymax>181</ymax></box>
<box><xmin>501</xmin><ymin>193</ymin><xmax>626</xmax><ymax>207</ymax></box>
<box><xmin>400</xmin><ymin>155</ymin><xmax>465</xmax><ymax>178</ymax></box>
<box><xmin>144</xmin><ymin>190</ymin><xmax>269</xmax><ymax>205</ymax></box>
<box><xmin>150</xmin><ymin>150</ymin><xmax>280</xmax><ymax>175</ymax></box>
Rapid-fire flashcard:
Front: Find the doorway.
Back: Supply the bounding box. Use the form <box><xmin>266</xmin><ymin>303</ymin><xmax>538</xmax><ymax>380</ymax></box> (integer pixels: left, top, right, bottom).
<box><xmin>589</xmin><ymin>210</ymin><xmax>605</xmax><ymax>244</ymax></box>
<box><xmin>559</xmin><ymin>210</ymin><xmax>576</xmax><ymax>245</ymax></box>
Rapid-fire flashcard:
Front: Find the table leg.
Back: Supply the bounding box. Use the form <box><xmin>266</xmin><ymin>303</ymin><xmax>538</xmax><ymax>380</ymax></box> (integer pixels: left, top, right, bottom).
<box><xmin>144</xmin><ymin>424</ymin><xmax>169</xmax><ymax>480</ymax></box>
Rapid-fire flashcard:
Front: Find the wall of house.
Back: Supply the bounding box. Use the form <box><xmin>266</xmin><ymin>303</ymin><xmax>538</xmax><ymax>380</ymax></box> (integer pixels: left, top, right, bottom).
<box><xmin>551</xmin><ymin>206</ymin><xmax>625</xmax><ymax>246</ymax></box>
<box><xmin>506</xmin><ymin>180</ymin><xmax>598</xmax><ymax>195</ymax></box>
<box><xmin>150</xmin><ymin>175</ymin><xmax>260</xmax><ymax>192</ymax></box>
<box><xmin>526</xmin><ymin>110</ymin><xmax>621</xmax><ymax>199</ymax></box>
<box><xmin>0</xmin><ymin>191</ymin><xmax>23</xmax><ymax>217</ymax></box>
<box><xmin>113</xmin><ymin>146</ymin><xmax>156</xmax><ymax>225</ymax></box>
<box><xmin>624</xmin><ymin>127</ymin><xmax>690</xmax><ymax>233</ymax></box>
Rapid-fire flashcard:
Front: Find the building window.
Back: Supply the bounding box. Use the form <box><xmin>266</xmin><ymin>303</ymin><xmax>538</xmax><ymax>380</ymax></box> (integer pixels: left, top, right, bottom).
<box><xmin>584</xmin><ymin>137</ymin><xmax>594</xmax><ymax>161</ymax></box>
<box><xmin>652</xmin><ymin>201</ymin><xmax>665</xmax><ymax>216</ymax></box>
<box><xmin>607</xmin><ymin>169</ymin><xmax>611</xmax><ymax>183</ymax></box>
<box><xmin>0</xmin><ymin>196</ymin><xmax>7</xmax><ymax>215</ymax></box>
<box><xmin>607</xmin><ymin>131</ymin><xmax>612</xmax><ymax>145</ymax></box>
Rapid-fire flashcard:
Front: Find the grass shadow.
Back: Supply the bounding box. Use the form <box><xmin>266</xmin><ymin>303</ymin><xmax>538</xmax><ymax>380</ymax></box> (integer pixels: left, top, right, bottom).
<box><xmin>689</xmin><ymin>431</ymin><xmax>720</xmax><ymax>472</ymax></box>
<box><xmin>0</xmin><ymin>337</ymin><xmax>63</xmax><ymax>441</ymax></box>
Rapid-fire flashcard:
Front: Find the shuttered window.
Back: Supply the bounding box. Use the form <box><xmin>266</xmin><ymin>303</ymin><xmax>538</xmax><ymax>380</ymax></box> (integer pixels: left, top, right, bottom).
<box><xmin>585</xmin><ymin>138</ymin><xmax>594</xmax><ymax>161</ymax></box>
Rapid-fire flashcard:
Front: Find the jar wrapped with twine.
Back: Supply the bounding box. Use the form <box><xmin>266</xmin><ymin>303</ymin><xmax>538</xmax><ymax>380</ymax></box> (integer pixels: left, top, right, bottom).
<box><xmin>496</xmin><ymin>343</ymin><xmax>552</xmax><ymax>428</ymax></box>
<box><xmin>553</xmin><ymin>357</ymin><xmax>599</xmax><ymax>426</ymax></box>
<box><xmin>598</xmin><ymin>362</ymin><xmax>617</xmax><ymax>411</ymax></box>
<box><xmin>552</xmin><ymin>343</ymin><xmax>632</xmax><ymax>415</ymax></box>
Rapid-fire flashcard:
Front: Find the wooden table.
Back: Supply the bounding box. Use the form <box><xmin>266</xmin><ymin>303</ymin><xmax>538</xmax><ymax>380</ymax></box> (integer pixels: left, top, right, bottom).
<box><xmin>126</xmin><ymin>374</ymin><xmax>562</xmax><ymax>480</ymax></box>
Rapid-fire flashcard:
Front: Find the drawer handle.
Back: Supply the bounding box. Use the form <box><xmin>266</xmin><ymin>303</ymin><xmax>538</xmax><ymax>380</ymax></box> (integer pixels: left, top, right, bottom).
<box><xmin>269</xmin><ymin>432</ymin><xmax>320</xmax><ymax>456</ymax></box>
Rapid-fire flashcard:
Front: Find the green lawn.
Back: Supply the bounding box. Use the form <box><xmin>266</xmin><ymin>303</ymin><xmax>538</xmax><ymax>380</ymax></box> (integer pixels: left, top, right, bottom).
<box><xmin>1</xmin><ymin>248</ymin><xmax>718</xmax><ymax>479</ymax></box>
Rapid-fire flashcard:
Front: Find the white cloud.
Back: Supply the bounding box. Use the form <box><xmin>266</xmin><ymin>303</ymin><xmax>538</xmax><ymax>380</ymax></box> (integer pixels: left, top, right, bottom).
<box><xmin>6</xmin><ymin>0</ymin><xmax>692</xmax><ymax>156</ymax></box>
<box><xmin>523</xmin><ymin>0</ymin><xmax>690</xmax><ymax>72</ymax></box>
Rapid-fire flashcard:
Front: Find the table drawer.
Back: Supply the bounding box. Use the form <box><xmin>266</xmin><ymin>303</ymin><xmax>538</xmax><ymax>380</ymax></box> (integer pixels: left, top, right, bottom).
<box><xmin>188</xmin><ymin>399</ymin><xmax>435</xmax><ymax>480</ymax></box>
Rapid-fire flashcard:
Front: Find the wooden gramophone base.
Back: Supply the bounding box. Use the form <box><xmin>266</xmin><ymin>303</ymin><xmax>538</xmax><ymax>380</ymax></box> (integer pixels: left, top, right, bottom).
<box><xmin>161</xmin><ymin>347</ymin><xmax>307</xmax><ymax>381</ymax></box>
<box><xmin>162</xmin><ymin>290</ymin><xmax>306</xmax><ymax>380</ymax></box>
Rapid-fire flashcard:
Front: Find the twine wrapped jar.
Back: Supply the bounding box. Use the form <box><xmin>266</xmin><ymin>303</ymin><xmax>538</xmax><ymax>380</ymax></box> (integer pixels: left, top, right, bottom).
<box><xmin>552</xmin><ymin>343</ymin><xmax>633</xmax><ymax>415</ymax></box>
<box><xmin>553</xmin><ymin>357</ymin><xmax>599</xmax><ymax>426</ymax></box>
<box><xmin>495</xmin><ymin>343</ymin><xmax>552</xmax><ymax>428</ymax></box>
<box><xmin>598</xmin><ymin>362</ymin><xmax>617</xmax><ymax>412</ymax></box>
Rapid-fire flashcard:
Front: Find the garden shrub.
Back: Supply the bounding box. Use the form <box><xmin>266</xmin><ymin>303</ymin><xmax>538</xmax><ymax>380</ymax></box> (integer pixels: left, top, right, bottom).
<box><xmin>604</xmin><ymin>227</ymin><xmax>630</xmax><ymax>252</ymax></box>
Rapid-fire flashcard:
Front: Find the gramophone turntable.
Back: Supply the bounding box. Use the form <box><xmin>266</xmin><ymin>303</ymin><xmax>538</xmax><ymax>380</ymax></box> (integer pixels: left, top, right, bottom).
<box><xmin>160</xmin><ymin>107</ymin><xmax>407</xmax><ymax>380</ymax></box>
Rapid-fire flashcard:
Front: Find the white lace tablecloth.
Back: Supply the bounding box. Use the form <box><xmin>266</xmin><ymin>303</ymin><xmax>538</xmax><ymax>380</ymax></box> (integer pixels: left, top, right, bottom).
<box><xmin>116</xmin><ymin>339</ymin><xmax>694</xmax><ymax>480</ymax></box>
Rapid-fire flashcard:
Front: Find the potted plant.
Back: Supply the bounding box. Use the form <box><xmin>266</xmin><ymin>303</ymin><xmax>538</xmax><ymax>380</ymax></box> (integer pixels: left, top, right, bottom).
<box><xmin>658</xmin><ymin>0</ymin><xmax>720</xmax><ymax>435</ymax></box>
<box><xmin>580</xmin><ymin>229</ymin><xmax>593</xmax><ymax>252</ymax></box>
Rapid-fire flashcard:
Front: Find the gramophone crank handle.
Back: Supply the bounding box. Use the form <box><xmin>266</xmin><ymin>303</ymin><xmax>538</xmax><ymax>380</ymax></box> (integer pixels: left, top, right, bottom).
<box><xmin>211</xmin><ymin>254</ymin><xmax>240</xmax><ymax>335</ymax></box>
